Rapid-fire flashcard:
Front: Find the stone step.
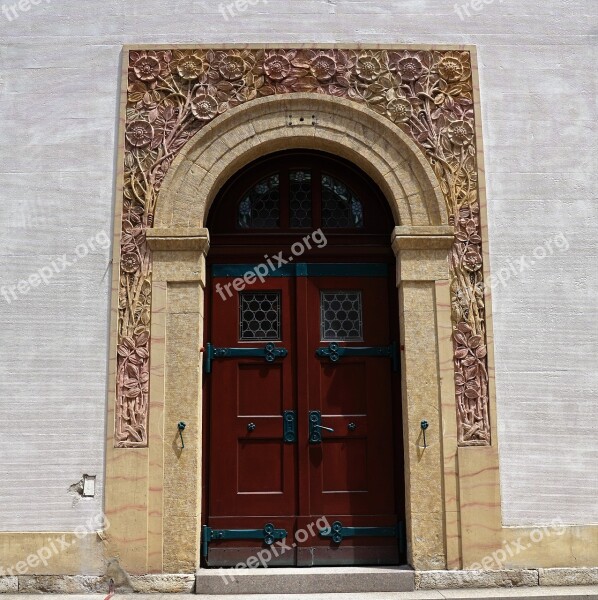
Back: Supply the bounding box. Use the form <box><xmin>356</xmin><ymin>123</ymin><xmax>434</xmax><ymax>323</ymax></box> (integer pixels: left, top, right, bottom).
<box><xmin>195</xmin><ymin>566</ymin><xmax>415</xmax><ymax>595</ymax></box>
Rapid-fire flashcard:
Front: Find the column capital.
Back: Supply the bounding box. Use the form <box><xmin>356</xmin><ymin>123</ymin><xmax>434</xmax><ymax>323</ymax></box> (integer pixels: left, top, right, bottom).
<box><xmin>146</xmin><ymin>227</ymin><xmax>210</xmax><ymax>253</ymax></box>
<box><xmin>391</xmin><ymin>226</ymin><xmax>453</xmax><ymax>283</ymax></box>
<box><xmin>391</xmin><ymin>225</ymin><xmax>454</xmax><ymax>251</ymax></box>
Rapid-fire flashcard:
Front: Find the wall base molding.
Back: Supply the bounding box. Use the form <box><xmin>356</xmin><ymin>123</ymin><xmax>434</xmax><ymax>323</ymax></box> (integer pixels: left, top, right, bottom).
<box><xmin>1</xmin><ymin>567</ymin><xmax>597</xmax><ymax>594</ymax></box>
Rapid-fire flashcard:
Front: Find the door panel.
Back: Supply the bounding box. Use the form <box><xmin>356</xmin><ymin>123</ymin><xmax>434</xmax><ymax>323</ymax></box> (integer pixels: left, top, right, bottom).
<box><xmin>298</xmin><ymin>276</ymin><xmax>397</xmax><ymax>565</ymax></box>
<box><xmin>207</xmin><ymin>277</ymin><xmax>296</xmax><ymax>565</ymax></box>
<box><xmin>206</xmin><ymin>269</ymin><xmax>399</xmax><ymax>566</ymax></box>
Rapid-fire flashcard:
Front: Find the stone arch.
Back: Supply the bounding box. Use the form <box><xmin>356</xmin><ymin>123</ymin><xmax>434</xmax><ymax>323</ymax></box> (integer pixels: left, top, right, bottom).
<box><xmin>155</xmin><ymin>93</ymin><xmax>447</xmax><ymax>229</ymax></box>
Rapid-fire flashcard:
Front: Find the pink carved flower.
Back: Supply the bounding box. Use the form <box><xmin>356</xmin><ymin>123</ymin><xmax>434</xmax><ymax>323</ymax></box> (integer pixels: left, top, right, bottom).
<box><xmin>132</xmin><ymin>53</ymin><xmax>161</xmax><ymax>82</ymax></box>
<box><xmin>126</xmin><ymin>121</ymin><xmax>154</xmax><ymax>148</ymax></box>
<box><xmin>310</xmin><ymin>54</ymin><xmax>337</xmax><ymax>82</ymax></box>
<box><xmin>264</xmin><ymin>53</ymin><xmax>291</xmax><ymax>80</ymax></box>
<box><xmin>121</xmin><ymin>252</ymin><xmax>140</xmax><ymax>273</ymax></box>
<box><xmin>355</xmin><ymin>54</ymin><xmax>382</xmax><ymax>82</ymax></box>
<box><xmin>463</xmin><ymin>247</ymin><xmax>482</xmax><ymax>272</ymax></box>
<box><xmin>397</xmin><ymin>56</ymin><xmax>423</xmax><ymax>81</ymax></box>
<box><xmin>219</xmin><ymin>54</ymin><xmax>247</xmax><ymax>81</ymax></box>
<box><xmin>387</xmin><ymin>98</ymin><xmax>412</xmax><ymax>123</ymax></box>
<box><xmin>191</xmin><ymin>93</ymin><xmax>218</xmax><ymax>121</ymax></box>
<box><xmin>447</xmin><ymin>119</ymin><xmax>474</xmax><ymax>146</ymax></box>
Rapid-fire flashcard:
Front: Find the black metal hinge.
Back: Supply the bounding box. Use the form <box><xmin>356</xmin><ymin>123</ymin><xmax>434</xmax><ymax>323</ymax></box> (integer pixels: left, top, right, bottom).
<box><xmin>319</xmin><ymin>520</ymin><xmax>398</xmax><ymax>544</ymax></box>
<box><xmin>202</xmin><ymin>523</ymin><xmax>287</xmax><ymax>557</ymax></box>
<box><xmin>316</xmin><ymin>342</ymin><xmax>398</xmax><ymax>372</ymax></box>
<box><xmin>204</xmin><ymin>342</ymin><xmax>288</xmax><ymax>373</ymax></box>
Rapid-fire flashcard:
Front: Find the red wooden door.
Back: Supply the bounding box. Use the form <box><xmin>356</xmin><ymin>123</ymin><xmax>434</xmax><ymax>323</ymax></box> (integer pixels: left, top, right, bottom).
<box><xmin>207</xmin><ymin>276</ymin><xmax>297</xmax><ymax>566</ymax></box>
<box><xmin>297</xmin><ymin>275</ymin><xmax>398</xmax><ymax>565</ymax></box>
<box><xmin>205</xmin><ymin>267</ymin><xmax>400</xmax><ymax>567</ymax></box>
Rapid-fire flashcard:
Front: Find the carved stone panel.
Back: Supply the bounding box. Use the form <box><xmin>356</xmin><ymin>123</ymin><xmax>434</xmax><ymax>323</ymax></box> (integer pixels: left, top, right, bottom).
<box><xmin>116</xmin><ymin>47</ymin><xmax>489</xmax><ymax>447</ymax></box>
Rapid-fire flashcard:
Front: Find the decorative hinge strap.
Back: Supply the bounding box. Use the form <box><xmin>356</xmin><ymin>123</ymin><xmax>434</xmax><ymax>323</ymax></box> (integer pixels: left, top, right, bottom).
<box><xmin>319</xmin><ymin>520</ymin><xmax>398</xmax><ymax>544</ymax></box>
<box><xmin>315</xmin><ymin>342</ymin><xmax>398</xmax><ymax>372</ymax></box>
<box><xmin>201</xmin><ymin>523</ymin><xmax>287</xmax><ymax>557</ymax></box>
<box><xmin>204</xmin><ymin>342</ymin><xmax>288</xmax><ymax>373</ymax></box>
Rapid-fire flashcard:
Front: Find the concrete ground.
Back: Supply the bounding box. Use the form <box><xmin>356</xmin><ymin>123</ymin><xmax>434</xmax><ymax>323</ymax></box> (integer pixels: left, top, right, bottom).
<box><xmin>2</xmin><ymin>588</ymin><xmax>598</xmax><ymax>599</ymax></box>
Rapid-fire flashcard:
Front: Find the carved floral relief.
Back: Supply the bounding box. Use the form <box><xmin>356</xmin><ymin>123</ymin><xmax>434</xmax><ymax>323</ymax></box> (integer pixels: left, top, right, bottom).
<box><xmin>117</xmin><ymin>48</ymin><xmax>490</xmax><ymax>447</ymax></box>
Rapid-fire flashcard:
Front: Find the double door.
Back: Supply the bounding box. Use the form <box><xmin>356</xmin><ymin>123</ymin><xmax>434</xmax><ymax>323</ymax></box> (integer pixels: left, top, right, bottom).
<box><xmin>204</xmin><ymin>265</ymin><xmax>402</xmax><ymax>566</ymax></box>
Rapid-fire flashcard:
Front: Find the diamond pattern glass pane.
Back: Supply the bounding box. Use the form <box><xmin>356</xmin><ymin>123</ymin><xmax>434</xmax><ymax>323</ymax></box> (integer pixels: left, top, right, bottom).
<box><xmin>290</xmin><ymin>170</ymin><xmax>312</xmax><ymax>228</ymax></box>
<box><xmin>240</xmin><ymin>292</ymin><xmax>281</xmax><ymax>340</ymax></box>
<box><xmin>238</xmin><ymin>174</ymin><xmax>280</xmax><ymax>228</ymax></box>
<box><xmin>320</xmin><ymin>291</ymin><xmax>363</xmax><ymax>341</ymax></box>
<box><xmin>321</xmin><ymin>174</ymin><xmax>364</xmax><ymax>228</ymax></box>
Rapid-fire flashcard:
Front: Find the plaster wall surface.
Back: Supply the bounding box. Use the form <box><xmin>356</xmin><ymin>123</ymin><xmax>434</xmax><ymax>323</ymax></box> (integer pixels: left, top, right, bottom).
<box><xmin>0</xmin><ymin>0</ymin><xmax>596</xmax><ymax>530</ymax></box>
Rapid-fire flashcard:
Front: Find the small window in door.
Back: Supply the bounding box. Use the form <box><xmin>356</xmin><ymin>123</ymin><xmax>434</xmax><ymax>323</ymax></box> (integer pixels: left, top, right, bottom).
<box><xmin>320</xmin><ymin>290</ymin><xmax>363</xmax><ymax>341</ymax></box>
<box><xmin>239</xmin><ymin>291</ymin><xmax>281</xmax><ymax>340</ymax></box>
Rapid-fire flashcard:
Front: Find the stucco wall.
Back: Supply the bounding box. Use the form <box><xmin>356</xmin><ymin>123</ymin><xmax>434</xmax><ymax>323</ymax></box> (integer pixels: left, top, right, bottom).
<box><xmin>0</xmin><ymin>0</ymin><xmax>596</xmax><ymax>531</ymax></box>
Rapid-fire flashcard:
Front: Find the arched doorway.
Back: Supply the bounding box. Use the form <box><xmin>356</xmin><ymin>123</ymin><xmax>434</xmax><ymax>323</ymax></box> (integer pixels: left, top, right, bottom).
<box><xmin>202</xmin><ymin>150</ymin><xmax>405</xmax><ymax>567</ymax></box>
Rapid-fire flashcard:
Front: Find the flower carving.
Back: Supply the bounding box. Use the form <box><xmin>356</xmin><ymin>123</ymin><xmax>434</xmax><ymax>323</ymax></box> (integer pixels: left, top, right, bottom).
<box><xmin>438</xmin><ymin>53</ymin><xmax>467</xmax><ymax>82</ymax></box>
<box><xmin>132</xmin><ymin>52</ymin><xmax>162</xmax><ymax>82</ymax></box>
<box><xmin>219</xmin><ymin>54</ymin><xmax>247</xmax><ymax>81</ymax></box>
<box><xmin>387</xmin><ymin>97</ymin><xmax>413</xmax><ymax>123</ymax></box>
<box><xmin>264</xmin><ymin>53</ymin><xmax>291</xmax><ymax>81</ymax></box>
<box><xmin>121</xmin><ymin>252</ymin><xmax>141</xmax><ymax>273</ymax></box>
<box><xmin>355</xmin><ymin>54</ymin><xmax>382</xmax><ymax>82</ymax></box>
<box><xmin>191</xmin><ymin>93</ymin><xmax>218</xmax><ymax>121</ymax></box>
<box><xmin>126</xmin><ymin>121</ymin><xmax>154</xmax><ymax>148</ymax></box>
<box><xmin>397</xmin><ymin>56</ymin><xmax>423</xmax><ymax>81</ymax></box>
<box><xmin>463</xmin><ymin>247</ymin><xmax>482</xmax><ymax>272</ymax></box>
<box><xmin>447</xmin><ymin>119</ymin><xmax>474</xmax><ymax>146</ymax></box>
<box><xmin>310</xmin><ymin>54</ymin><xmax>337</xmax><ymax>82</ymax></box>
<box><xmin>172</xmin><ymin>51</ymin><xmax>208</xmax><ymax>80</ymax></box>
<box><xmin>119</xmin><ymin>47</ymin><xmax>487</xmax><ymax>447</ymax></box>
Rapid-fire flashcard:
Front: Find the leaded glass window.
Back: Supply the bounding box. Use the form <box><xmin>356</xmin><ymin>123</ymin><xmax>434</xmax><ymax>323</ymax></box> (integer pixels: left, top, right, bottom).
<box><xmin>240</xmin><ymin>291</ymin><xmax>281</xmax><ymax>340</ymax></box>
<box><xmin>320</xmin><ymin>290</ymin><xmax>363</xmax><ymax>341</ymax></box>
<box><xmin>238</xmin><ymin>174</ymin><xmax>280</xmax><ymax>228</ymax></box>
<box><xmin>289</xmin><ymin>170</ymin><xmax>312</xmax><ymax>228</ymax></box>
<box><xmin>321</xmin><ymin>174</ymin><xmax>364</xmax><ymax>228</ymax></box>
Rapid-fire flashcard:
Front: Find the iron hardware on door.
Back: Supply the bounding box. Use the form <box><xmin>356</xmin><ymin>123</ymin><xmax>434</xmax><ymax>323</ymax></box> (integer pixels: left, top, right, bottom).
<box><xmin>283</xmin><ymin>410</ymin><xmax>297</xmax><ymax>443</ymax></box>
<box><xmin>316</xmin><ymin>342</ymin><xmax>399</xmax><ymax>372</ymax></box>
<box><xmin>201</xmin><ymin>523</ymin><xmax>287</xmax><ymax>557</ymax></box>
<box><xmin>319</xmin><ymin>520</ymin><xmax>397</xmax><ymax>544</ymax></box>
<box><xmin>309</xmin><ymin>410</ymin><xmax>335</xmax><ymax>444</ymax></box>
<box><xmin>204</xmin><ymin>342</ymin><xmax>288</xmax><ymax>373</ymax></box>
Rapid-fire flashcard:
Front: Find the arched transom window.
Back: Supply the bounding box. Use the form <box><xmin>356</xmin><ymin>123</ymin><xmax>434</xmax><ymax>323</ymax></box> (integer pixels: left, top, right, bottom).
<box><xmin>237</xmin><ymin>170</ymin><xmax>364</xmax><ymax>230</ymax></box>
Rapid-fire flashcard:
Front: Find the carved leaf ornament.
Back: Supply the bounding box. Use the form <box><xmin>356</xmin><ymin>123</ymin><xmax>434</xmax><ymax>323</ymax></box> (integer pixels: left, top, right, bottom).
<box><xmin>117</xmin><ymin>48</ymin><xmax>489</xmax><ymax>447</ymax></box>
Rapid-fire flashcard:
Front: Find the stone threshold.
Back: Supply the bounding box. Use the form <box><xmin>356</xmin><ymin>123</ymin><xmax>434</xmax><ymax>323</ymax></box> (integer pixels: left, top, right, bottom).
<box><xmin>0</xmin><ymin>567</ymin><xmax>596</xmax><ymax>594</ymax></box>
